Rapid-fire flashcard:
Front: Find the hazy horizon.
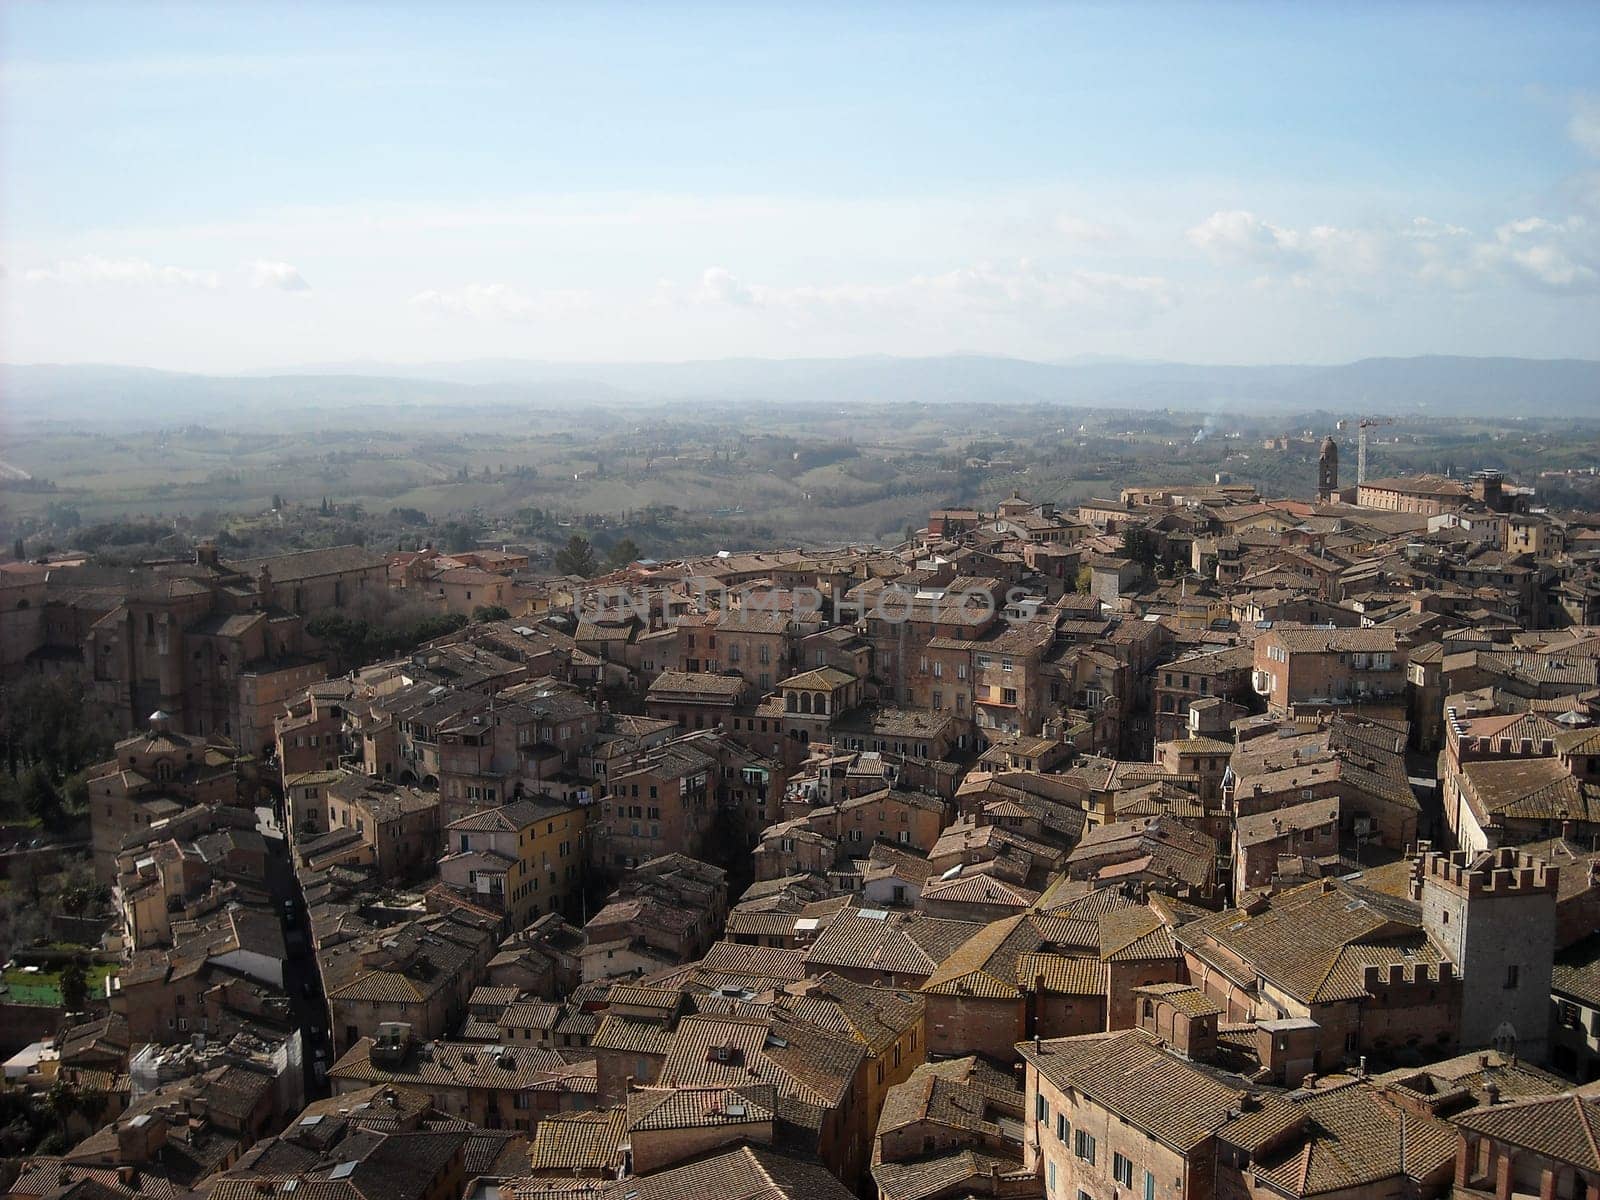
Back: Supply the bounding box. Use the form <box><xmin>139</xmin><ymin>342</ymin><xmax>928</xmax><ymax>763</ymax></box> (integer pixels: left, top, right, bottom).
<box><xmin>3</xmin><ymin>2</ymin><xmax>1599</xmax><ymax>373</ymax></box>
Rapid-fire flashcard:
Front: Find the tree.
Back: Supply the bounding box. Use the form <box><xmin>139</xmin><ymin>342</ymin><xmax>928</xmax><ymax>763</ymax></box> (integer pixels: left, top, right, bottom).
<box><xmin>271</xmin><ymin>493</ymin><xmax>283</xmax><ymax>511</ymax></box>
<box><xmin>439</xmin><ymin>520</ymin><xmax>480</xmax><ymax>554</ymax></box>
<box><xmin>44</xmin><ymin>1079</ymin><xmax>79</xmax><ymax>1138</ymax></box>
<box><xmin>18</xmin><ymin>765</ymin><xmax>61</xmax><ymax>827</ymax></box>
<box><xmin>0</xmin><ymin>676</ymin><xmax>115</xmax><ymax>782</ymax></box>
<box><xmin>473</xmin><ymin>604</ymin><xmax>511</xmax><ymax>623</ymax></box>
<box><xmin>59</xmin><ymin>962</ymin><xmax>88</xmax><ymax>1011</ymax></box>
<box><xmin>555</xmin><ymin>535</ymin><xmax>596</xmax><ymax>578</ymax></box>
<box><xmin>607</xmin><ymin>537</ymin><xmax>641</xmax><ymax>568</ymax></box>
<box><xmin>11</xmin><ymin>539</ymin><xmax>23</xmax><ymax>561</ymax></box>
<box><xmin>1118</xmin><ymin>526</ymin><xmax>1158</xmax><ymax>573</ymax></box>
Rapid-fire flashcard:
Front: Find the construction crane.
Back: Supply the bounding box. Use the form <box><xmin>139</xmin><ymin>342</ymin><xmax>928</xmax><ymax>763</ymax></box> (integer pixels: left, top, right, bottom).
<box><xmin>1354</xmin><ymin>416</ymin><xmax>1394</xmax><ymax>485</ymax></box>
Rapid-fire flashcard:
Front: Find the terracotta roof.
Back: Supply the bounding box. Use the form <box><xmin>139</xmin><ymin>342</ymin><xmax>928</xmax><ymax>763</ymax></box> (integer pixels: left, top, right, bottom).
<box><xmin>590</xmin><ymin>1144</ymin><xmax>857</xmax><ymax>1199</ymax></box>
<box><xmin>1453</xmin><ymin>1092</ymin><xmax>1600</xmax><ymax>1173</ymax></box>
<box><xmin>1022</xmin><ymin>1030</ymin><xmax>1296</xmax><ymax>1153</ymax></box>
<box><xmin>526</xmin><ymin>1108</ymin><xmax>627</xmax><ymax>1173</ymax></box>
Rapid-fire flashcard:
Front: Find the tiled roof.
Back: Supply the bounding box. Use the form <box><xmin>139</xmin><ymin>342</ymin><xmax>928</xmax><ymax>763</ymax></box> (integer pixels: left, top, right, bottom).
<box><xmin>1132</xmin><ymin>982</ymin><xmax>1222</xmax><ymax>1017</ymax></box>
<box><xmin>920</xmin><ymin>913</ymin><xmax>1083</xmax><ymax>999</ymax></box>
<box><xmin>589</xmin><ymin>1017</ymin><xmax>674</xmax><ymax>1056</ymax></box>
<box><xmin>1462</xmin><ymin>758</ymin><xmax>1600</xmax><ymax>824</ymax></box>
<box><xmin>1022</xmin><ymin>1030</ymin><xmax>1296</xmax><ymax>1153</ymax></box>
<box><xmin>699</xmin><ymin>941</ymin><xmax>807</xmax><ymax>983</ymax></box>
<box><xmin>1236</xmin><ymin>799</ymin><xmax>1342</xmax><ymax>846</ymax></box>
<box><xmin>656</xmin><ymin>1011</ymin><xmax>865</xmax><ymax>1109</ymax></box>
<box><xmin>328</xmin><ymin>1038</ymin><xmax>594</xmax><ymax>1093</ymax></box>
<box><xmin>1015</xmin><ymin>952</ymin><xmax>1107</xmax><ymax>996</ymax></box>
<box><xmin>802</xmin><ymin>910</ymin><xmax>981</xmax><ymax>980</ymax></box>
<box><xmin>872</xmin><ymin>1150</ymin><xmax>1026</xmax><ymax>1200</ymax></box>
<box><xmin>589</xmin><ymin>1144</ymin><xmax>857</xmax><ymax>1199</ymax></box>
<box><xmin>526</xmin><ymin>1108</ymin><xmax>627</xmax><ymax>1173</ymax></box>
<box><xmin>1176</xmin><ymin>877</ymin><xmax>1429</xmax><ymax>1005</ymax></box>
<box><xmin>1447</xmin><ymin>1091</ymin><xmax>1600</xmax><ymax>1173</ymax></box>
<box><xmin>1554</xmin><ymin>933</ymin><xmax>1600</xmax><ymax>1008</ymax></box>
<box><xmin>625</xmin><ymin>1082</ymin><xmax>777</xmax><ymax>1131</ymax></box>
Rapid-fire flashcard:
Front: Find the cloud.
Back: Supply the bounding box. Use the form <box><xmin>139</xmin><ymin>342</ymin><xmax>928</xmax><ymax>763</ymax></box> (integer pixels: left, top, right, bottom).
<box><xmin>408</xmin><ymin>282</ymin><xmax>595</xmax><ymax>320</ymax></box>
<box><xmin>694</xmin><ymin>267</ymin><xmax>758</xmax><ymax>307</ymax></box>
<box><xmin>1188</xmin><ymin>208</ymin><xmax>1599</xmax><ymax>297</ymax></box>
<box><xmin>1571</xmin><ymin>95</ymin><xmax>1600</xmax><ymax>159</ymax></box>
<box><xmin>1474</xmin><ymin>216</ymin><xmax>1599</xmax><ymax>293</ymax></box>
<box><xmin>22</xmin><ymin>254</ymin><xmax>219</xmax><ymax>288</ymax></box>
<box><xmin>1186</xmin><ymin>210</ymin><xmax>1311</xmax><ymax>270</ymax></box>
<box><xmin>250</xmin><ymin>260</ymin><xmax>310</xmax><ymax>291</ymax></box>
<box><xmin>410</xmin><ymin>282</ymin><xmax>535</xmax><ymax>319</ymax></box>
<box><xmin>673</xmin><ymin>259</ymin><xmax>1175</xmax><ymax>325</ymax></box>
<box><xmin>1055</xmin><ymin>214</ymin><xmax>1120</xmax><ymax>244</ymax></box>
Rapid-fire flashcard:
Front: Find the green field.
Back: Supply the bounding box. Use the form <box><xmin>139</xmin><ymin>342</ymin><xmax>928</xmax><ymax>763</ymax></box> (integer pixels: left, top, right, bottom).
<box><xmin>2</xmin><ymin>962</ymin><xmax>119</xmax><ymax>1007</ymax></box>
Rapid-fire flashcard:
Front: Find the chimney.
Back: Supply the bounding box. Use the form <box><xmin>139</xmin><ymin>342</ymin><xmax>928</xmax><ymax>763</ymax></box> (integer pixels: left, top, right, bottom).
<box><xmin>1357</xmin><ymin>1056</ymin><xmax>1367</xmax><ymax>1078</ymax></box>
<box><xmin>1485</xmin><ymin>1082</ymin><xmax>1500</xmax><ymax>1106</ymax></box>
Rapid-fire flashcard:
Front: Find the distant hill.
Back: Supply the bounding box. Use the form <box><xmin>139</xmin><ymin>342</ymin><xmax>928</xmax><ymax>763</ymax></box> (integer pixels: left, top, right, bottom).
<box><xmin>5</xmin><ymin>354</ymin><xmax>1598</xmax><ymax>425</ymax></box>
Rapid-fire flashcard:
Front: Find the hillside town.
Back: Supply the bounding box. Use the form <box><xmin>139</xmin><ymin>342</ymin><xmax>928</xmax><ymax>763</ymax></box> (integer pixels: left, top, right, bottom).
<box><xmin>11</xmin><ymin>441</ymin><xmax>1600</xmax><ymax>1200</ymax></box>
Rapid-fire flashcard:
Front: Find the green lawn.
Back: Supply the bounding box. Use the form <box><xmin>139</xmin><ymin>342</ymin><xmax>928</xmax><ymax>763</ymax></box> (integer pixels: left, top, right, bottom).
<box><xmin>2</xmin><ymin>962</ymin><xmax>118</xmax><ymax>1006</ymax></box>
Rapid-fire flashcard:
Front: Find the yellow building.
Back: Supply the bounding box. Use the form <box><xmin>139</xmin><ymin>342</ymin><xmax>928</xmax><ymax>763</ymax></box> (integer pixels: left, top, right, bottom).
<box><xmin>439</xmin><ymin>798</ymin><xmax>588</xmax><ymax>928</ymax></box>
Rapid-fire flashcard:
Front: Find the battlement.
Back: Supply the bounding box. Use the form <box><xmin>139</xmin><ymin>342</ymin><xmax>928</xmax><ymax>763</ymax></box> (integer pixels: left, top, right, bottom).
<box><xmin>1361</xmin><ymin>960</ymin><xmax>1455</xmax><ymax>991</ymax></box>
<box><xmin>1411</xmin><ymin>845</ymin><xmax>1559</xmax><ymax>898</ymax></box>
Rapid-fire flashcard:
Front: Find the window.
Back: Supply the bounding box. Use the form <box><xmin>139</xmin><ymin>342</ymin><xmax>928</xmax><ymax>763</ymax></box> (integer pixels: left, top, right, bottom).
<box><xmin>1145</xmin><ymin>1171</ymin><xmax>1156</xmax><ymax>1200</ymax></box>
<box><xmin>1074</xmin><ymin>1129</ymin><xmax>1096</xmax><ymax>1164</ymax></box>
<box><xmin>1114</xmin><ymin>1152</ymin><xmax>1134</xmax><ymax>1187</ymax></box>
<box><xmin>1056</xmin><ymin>1112</ymin><xmax>1068</xmax><ymax>1141</ymax></box>
<box><xmin>1048</xmin><ymin>1162</ymin><xmax>1057</xmax><ymax>1193</ymax></box>
<box><xmin>1506</xmin><ymin>964</ymin><xmax>1520</xmax><ymax>990</ymax></box>
<box><xmin>1037</xmin><ymin>1094</ymin><xmax>1050</xmax><ymax>1123</ymax></box>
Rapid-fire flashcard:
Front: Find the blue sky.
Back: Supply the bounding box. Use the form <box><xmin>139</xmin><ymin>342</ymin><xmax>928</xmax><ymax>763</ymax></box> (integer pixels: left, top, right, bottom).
<box><xmin>3</xmin><ymin>1</ymin><xmax>1598</xmax><ymax>370</ymax></box>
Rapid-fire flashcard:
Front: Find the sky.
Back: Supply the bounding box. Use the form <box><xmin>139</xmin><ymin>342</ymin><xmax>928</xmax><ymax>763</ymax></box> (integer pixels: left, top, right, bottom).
<box><xmin>2</xmin><ymin>1</ymin><xmax>1598</xmax><ymax>371</ymax></box>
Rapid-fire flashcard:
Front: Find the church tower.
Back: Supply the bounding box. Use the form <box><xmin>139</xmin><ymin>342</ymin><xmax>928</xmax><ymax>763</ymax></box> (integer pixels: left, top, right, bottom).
<box><xmin>1317</xmin><ymin>436</ymin><xmax>1339</xmax><ymax>502</ymax></box>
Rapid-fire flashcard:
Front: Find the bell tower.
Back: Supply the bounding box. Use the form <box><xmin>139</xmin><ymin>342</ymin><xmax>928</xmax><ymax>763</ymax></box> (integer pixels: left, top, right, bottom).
<box><xmin>1317</xmin><ymin>436</ymin><xmax>1339</xmax><ymax>503</ymax></box>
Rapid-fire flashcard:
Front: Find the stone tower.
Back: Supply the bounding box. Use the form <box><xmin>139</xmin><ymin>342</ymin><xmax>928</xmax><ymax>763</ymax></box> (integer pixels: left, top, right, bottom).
<box><xmin>1414</xmin><ymin>846</ymin><xmax>1558</xmax><ymax>1061</ymax></box>
<box><xmin>1317</xmin><ymin>436</ymin><xmax>1339</xmax><ymax>502</ymax></box>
